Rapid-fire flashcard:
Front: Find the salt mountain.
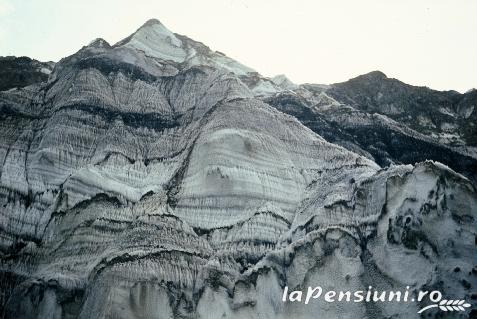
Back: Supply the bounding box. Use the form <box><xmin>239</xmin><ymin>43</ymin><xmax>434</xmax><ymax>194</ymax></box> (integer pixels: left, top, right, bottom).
<box><xmin>0</xmin><ymin>19</ymin><xmax>476</xmax><ymax>319</ymax></box>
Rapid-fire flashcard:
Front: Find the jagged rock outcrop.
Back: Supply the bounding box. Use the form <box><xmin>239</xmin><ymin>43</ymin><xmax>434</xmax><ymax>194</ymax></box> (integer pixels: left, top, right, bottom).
<box><xmin>0</xmin><ymin>19</ymin><xmax>476</xmax><ymax>319</ymax></box>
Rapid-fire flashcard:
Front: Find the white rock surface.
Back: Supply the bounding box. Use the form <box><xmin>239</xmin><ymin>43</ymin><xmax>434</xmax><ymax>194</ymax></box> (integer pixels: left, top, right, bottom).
<box><xmin>0</xmin><ymin>19</ymin><xmax>476</xmax><ymax>319</ymax></box>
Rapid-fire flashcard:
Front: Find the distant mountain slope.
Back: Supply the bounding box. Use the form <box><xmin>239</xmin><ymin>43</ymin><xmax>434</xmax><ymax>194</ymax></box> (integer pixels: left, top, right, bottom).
<box><xmin>0</xmin><ymin>56</ymin><xmax>54</xmax><ymax>91</ymax></box>
<box><xmin>327</xmin><ymin>71</ymin><xmax>477</xmax><ymax>146</ymax></box>
<box><xmin>265</xmin><ymin>89</ymin><xmax>477</xmax><ymax>184</ymax></box>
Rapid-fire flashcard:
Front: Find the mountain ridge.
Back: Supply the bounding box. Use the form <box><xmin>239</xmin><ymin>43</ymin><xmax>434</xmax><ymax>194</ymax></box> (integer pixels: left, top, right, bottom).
<box><xmin>1</xmin><ymin>18</ymin><xmax>476</xmax><ymax>181</ymax></box>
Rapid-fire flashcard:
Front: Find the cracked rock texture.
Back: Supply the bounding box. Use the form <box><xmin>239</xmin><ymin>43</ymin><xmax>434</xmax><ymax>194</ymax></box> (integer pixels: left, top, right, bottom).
<box><xmin>0</xmin><ymin>19</ymin><xmax>476</xmax><ymax>319</ymax></box>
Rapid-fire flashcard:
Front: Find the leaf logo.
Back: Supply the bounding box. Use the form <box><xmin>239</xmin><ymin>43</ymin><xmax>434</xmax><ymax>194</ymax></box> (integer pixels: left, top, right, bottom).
<box><xmin>418</xmin><ymin>299</ymin><xmax>471</xmax><ymax>314</ymax></box>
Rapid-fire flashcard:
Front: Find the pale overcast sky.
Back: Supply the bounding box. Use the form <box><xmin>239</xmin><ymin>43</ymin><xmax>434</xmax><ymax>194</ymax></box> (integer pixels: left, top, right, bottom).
<box><xmin>0</xmin><ymin>0</ymin><xmax>475</xmax><ymax>92</ymax></box>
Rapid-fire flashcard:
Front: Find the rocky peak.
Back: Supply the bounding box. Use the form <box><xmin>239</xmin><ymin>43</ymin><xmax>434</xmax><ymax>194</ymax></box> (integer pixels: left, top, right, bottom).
<box><xmin>360</xmin><ymin>70</ymin><xmax>387</xmax><ymax>80</ymax></box>
<box><xmin>345</xmin><ymin>70</ymin><xmax>388</xmax><ymax>85</ymax></box>
<box><xmin>113</xmin><ymin>18</ymin><xmax>260</xmax><ymax>77</ymax></box>
<box><xmin>115</xmin><ymin>18</ymin><xmax>187</xmax><ymax>63</ymax></box>
<box><xmin>87</xmin><ymin>38</ymin><xmax>111</xmax><ymax>49</ymax></box>
<box><xmin>141</xmin><ymin>18</ymin><xmax>164</xmax><ymax>27</ymax></box>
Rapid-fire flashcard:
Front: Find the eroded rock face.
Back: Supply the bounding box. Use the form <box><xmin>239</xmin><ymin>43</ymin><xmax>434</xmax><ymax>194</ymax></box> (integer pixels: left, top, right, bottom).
<box><xmin>0</xmin><ymin>20</ymin><xmax>476</xmax><ymax>319</ymax></box>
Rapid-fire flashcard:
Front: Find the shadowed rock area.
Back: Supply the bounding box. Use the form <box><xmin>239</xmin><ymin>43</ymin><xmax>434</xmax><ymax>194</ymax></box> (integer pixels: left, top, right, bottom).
<box><xmin>0</xmin><ymin>57</ymin><xmax>54</xmax><ymax>91</ymax></box>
